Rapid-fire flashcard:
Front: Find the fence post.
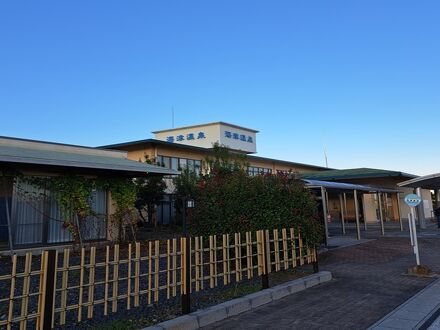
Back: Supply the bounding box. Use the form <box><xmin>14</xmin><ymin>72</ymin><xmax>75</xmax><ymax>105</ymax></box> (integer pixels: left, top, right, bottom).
<box><xmin>181</xmin><ymin>236</ymin><xmax>191</xmax><ymax>314</ymax></box>
<box><xmin>261</xmin><ymin>231</ymin><xmax>269</xmax><ymax>289</ymax></box>
<box><xmin>40</xmin><ymin>250</ymin><xmax>57</xmax><ymax>330</ymax></box>
<box><xmin>313</xmin><ymin>246</ymin><xmax>319</xmax><ymax>273</ymax></box>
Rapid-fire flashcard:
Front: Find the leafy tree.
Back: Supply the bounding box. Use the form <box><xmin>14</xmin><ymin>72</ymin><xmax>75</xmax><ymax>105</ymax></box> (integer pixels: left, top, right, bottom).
<box><xmin>173</xmin><ymin>167</ymin><xmax>199</xmax><ymax>225</ymax></box>
<box><xmin>134</xmin><ymin>155</ymin><xmax>166</xmax><ymax>227</ymax></box>
<box><xmin>135</xmin><ymin>175</ymin><xmax>166</xmax><ymax>226</ymax></box>
<box><xmin>174</xmin><ymin>144</ymin><xmax>322</xmax><ymax>245</ymax></box>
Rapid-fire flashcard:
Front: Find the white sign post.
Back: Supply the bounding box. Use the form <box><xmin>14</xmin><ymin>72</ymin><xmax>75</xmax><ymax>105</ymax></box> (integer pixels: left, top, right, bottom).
<box><xmin>404</xmin><ymin>194</ymin><xmax>422</xmax><ymax>266</ymax></box>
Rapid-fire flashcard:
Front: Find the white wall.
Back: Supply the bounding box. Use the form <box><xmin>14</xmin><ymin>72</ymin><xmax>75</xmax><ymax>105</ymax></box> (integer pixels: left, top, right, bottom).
<box><xmin>154</xmin><ymin>123</ymin><xmax>257</xmax><ymax>153</ymax></box>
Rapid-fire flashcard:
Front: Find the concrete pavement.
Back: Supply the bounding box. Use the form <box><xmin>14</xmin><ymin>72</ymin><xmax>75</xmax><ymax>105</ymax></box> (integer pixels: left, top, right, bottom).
<box><xmin>202</xmin><ymin>236</ymin><xmax>440</xmax><ymax>330</ymax></box>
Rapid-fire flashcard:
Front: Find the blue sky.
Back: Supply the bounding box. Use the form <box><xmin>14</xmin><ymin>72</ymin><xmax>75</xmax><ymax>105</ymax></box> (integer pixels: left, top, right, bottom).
<box><xmin>1</xmin><ymin>1</ymin><xmax>439</xmax><ymax>175</ymax></box>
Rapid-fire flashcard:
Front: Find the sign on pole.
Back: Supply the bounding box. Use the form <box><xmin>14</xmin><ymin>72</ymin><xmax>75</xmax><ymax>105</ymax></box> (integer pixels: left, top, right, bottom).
<box><xmin>404</xmin><ymin>194</ymin><xmax>422</xmax><ymax>265</ymax></box>
<box><xmin>404</xmin><ymin>194</ymin><xmax>422</xmax><ymax>208</ymax></box>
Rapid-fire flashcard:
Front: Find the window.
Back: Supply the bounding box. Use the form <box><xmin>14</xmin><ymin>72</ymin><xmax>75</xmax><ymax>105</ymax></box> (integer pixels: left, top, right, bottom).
<box><xmin>187</xmin><ymin>159</ymin><xmax>194</xmax><ymax>172</ymax></box>
<box><xmin>179</xmin><ymin>158</ymin><xmax>187</xmax><ymax>170</ymax></box>
<box><xmin>11</xmin><ymin>178</ymin><xmax>107</xmax><ymax>247</ymax></box>
<box><xmin>156</xmin><ymin>155</ymin><xmax>163</xmax><ymax>167</ymax></box>
<box><xmin>247</xmin><ymin>166</ymin><xmax>272</xmax><ymax>176</ymax></box>
<box><xmin>194</xmin><ymin>160</ymin><xmax>201</xmax><ymax>175</ymax></box>
<box><xmin>158</xmin><ymin>155</ymin><xmax>202</xmax><ymax>175</ymax></box>
<box><xmin>171</xmin><ymin>157</ymin><xmax>179</xmax><ymax>171</ymax></box>
<box><xmin>162</xmin><ymin>156</ymin><xmax>171</xmax><ymax>169</ymax></box>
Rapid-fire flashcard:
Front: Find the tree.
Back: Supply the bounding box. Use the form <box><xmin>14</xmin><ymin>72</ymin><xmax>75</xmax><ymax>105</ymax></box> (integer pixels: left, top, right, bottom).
<box><xmin>174</xmin><ymin>144</ymin><xmax>322</xmax><ymax>245</ymax></box>
<box><xmin>173</xmin><ymin>167</ymin><xmax>199</xmax><ymax>225</ymax></box>
<box><xmin>135</xmin><ymin>175</ymin><xmax>166</xmax><ymax>226</ymax></box>
<box><xmin>134</xmin><ymin>155</ymin><xmax>166</xmax><ymax>227</ymax></box>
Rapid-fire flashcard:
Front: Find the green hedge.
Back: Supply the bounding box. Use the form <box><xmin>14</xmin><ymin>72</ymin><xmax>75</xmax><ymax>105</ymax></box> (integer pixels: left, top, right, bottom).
<box><xmin>189</xmin><ymin>169</ymin><xmax>323</xmax><ymax>245</ymax></box>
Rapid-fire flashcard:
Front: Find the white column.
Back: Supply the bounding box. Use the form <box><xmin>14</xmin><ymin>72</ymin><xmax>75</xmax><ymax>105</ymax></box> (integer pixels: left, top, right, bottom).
<box><xmin>339</xmin><ymin>194</ymin><xmax>346</xmax><ymax>235</ymax></box>
<box><xmin>396</xmin><ymin>192</ymin><xmax>403</xmax><ymax>231</ymax></box>
<box><xmin>416</xmin><ymin>187</ymin><xmax>426</xmax><ymax>229</ymax></box>
<box><xmin>378</xmin><ymin>192</ymin><xmax>385</xmax><ymax>235</ymax></box>
<box><xmin>362</xmin><ymin>193</ymin><xmax>367</xmax><ymax>231</ymax></box>
<box><xmin>354</xmin><ymin>190</ymin><xmax>361</xmax><ymax>240</ymax></box>
<box><xmin>321</xmin><ymin>187</ymin><xmax>329</xmax><ymax>242</ymax></box>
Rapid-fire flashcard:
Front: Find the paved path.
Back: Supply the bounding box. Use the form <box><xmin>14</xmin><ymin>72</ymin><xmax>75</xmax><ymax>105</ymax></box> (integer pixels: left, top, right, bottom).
<box><xmin>203</xmin><ymin>237</ymin><xmax>440</xmax><ymax>330</ymax></box>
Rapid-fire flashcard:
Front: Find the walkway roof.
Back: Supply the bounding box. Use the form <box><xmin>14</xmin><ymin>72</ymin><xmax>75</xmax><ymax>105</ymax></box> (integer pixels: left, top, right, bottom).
<box><xmin>302</xmin><ymin>168</ymin><xmax>417</xmax><ymax>181</ymax></box>
<box><xmin>0</xmin><ymin>137</ymin><xmax>178</xmax><ymax>176</ymax></box>
<box><xmin>303</xmin><ymin>179</ymin><xmax>399</xmax><ymax>193</ymax></box>
<box><xmin>399</xmin><ymin>173</ymin><xmax>440</xmax><ymax>190</ymax></box>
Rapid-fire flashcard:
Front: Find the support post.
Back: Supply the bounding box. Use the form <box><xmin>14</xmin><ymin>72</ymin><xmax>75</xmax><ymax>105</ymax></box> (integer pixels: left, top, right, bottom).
<box><xmin>362</xmin><ymin>193</ymin><xmax>367</xmax><ymax>231</ymax></box>
<box><xmin>181</xmin><ymin>200</ymin><xmax>191</xmax><ymax>314</ymax></box>
<box><xmin>321</xmin><ymin>187</ymin><xmax>329</xmax><ymax>245</ymax></box>
<box><xmin>343</xmin><ymin>193</ymin><xmax>348</xmax><ymax>219</ymax></box>
<box><xmin>354</xmin><ymin>190</ymin><xmax>361</xmax><ymax>240</ymax></box>
<box><xmin>410</xmin><ymin>208</ymin><xmax>421</xmax><ymax>265</ymax></box>
<box><xmin>261</xmin><ymin>230</ymin><xmax>269</xmax><ymax>289</ymax></box>
<box><xmin>378</xmin><ymin>193</ymin><xmax>385</xmax><ymax>235</ymax></box>
<box><xmin>384</xmin><ymin>193</ymin><xmax>388</xmax><ymax>222</ymax></box>
<box><xmin>416</xmin><ymin>188</ymin><xmax>426</xmax><ymax>229</ymax></box>
<box><xmin>396</xmin><ymin>192</ymin><xmax>403</xmax><ymax>231</ymax></box>
<box><xmin>312</xmin><ymin>246</ymin><xmax>319</xmax><ymax>273</ymax></box>
<box><xmin>339</xmin><ymin>194</ymin><xmax>346</xmax><ymax>235</ymax></box>
<box><xmin>41</xmin><ymin>250</ymin><xmax>57</xmax><ymax>330</ymax></box>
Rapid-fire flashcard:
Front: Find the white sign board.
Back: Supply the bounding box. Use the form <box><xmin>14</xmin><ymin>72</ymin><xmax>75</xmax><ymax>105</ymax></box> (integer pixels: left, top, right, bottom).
<box><xmin>153</xmin><ymin>122</ymin><xmax>258</xmax><ymax>153</ymax></box>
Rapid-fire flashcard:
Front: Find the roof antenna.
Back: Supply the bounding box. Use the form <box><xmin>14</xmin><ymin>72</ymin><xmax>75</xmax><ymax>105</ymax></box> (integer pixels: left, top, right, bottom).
<box><xmin>172</xmin><ymin>106</ymin><xmax>175</xmax><ymax>128</ymax></box>
<box><xmin>324</xmin><ymin>147</ymin><xmax>329</xmax><ymax>168</ymax></box>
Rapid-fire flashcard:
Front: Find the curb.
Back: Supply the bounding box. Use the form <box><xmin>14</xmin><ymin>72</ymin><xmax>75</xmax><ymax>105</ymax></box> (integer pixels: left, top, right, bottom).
<box><xmin>368</xmin><ymin>278</ymin><xmax>440</xmax><ymax>330</ymax></box>
<box><xmin>142</xmin><ymin>271</ymin><xmax>332</xmax><ymax>330</ymax></box>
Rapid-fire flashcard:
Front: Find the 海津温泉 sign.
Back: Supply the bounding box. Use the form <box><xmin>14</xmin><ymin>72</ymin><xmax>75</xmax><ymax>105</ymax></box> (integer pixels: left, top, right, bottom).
<box><xmin>153</xmin><ymin>122</ymin><xmax>258</xmax><ymax>153</ymax></box>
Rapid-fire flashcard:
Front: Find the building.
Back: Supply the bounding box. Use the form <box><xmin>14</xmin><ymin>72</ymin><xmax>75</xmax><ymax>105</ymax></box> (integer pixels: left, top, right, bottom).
<box><xmin>302</xmin><ymin>168</ymin><xmax>434</xmax><ymax>224</ymax></box>
<box><xmin>103</xmin><ymin>122</ymin><xmax>434</xmax><ymax>240</ymax></box>
<box><xmin>101</xmin><ymin>122</ymin><xmax>332</xmax><ymax>225</ymax></box>
<box><xmin>0</xmin><ymin>136</ymin><xmax>176</xmax><ymax>252</ymax></box>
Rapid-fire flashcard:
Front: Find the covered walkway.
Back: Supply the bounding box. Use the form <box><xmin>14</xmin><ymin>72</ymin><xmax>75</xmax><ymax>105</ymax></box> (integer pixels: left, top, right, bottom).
<box><xmin>303</xmin><ymin>179</ymin><xmax>403</xmax><ymax>243</ymax></box>
<box><xmin>399</xmin><ymin>173</ymin><xmax>440</xmax><ymax>230</ymax></box>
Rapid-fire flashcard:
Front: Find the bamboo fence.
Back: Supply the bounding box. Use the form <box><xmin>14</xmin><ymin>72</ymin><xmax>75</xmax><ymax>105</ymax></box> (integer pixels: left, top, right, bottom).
<box><xmin>0</xmin><ymin>228</ymin><xmax>316</xmax><ymax>329</ymax></box>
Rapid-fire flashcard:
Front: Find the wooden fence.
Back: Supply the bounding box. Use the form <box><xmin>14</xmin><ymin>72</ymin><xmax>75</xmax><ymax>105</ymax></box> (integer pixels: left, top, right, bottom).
<box><xmin>0</xmin><ymin>228</ymin><xmax>317</xmax><ymax>329</ymax></box>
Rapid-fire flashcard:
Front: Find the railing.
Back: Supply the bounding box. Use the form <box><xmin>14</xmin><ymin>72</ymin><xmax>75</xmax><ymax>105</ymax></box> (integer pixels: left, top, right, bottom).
<box><xmin>0</xmin><ymin>228</ymin><xmax>317</xmax><ymax>329</ymax></box>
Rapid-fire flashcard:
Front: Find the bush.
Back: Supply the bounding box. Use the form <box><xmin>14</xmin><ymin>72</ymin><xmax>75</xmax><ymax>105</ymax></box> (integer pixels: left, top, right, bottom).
<box><xmin>174</xmin><ymin>145</ymin><xmax>323</xmax><ymax>245</ymax></box>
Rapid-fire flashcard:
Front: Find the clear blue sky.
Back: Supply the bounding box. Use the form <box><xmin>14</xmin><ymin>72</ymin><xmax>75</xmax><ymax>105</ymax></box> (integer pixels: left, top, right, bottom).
<box><xmin>1</xmin><ymin>1</ymin><xmax>439</xmax><ymax>175</ymax></box>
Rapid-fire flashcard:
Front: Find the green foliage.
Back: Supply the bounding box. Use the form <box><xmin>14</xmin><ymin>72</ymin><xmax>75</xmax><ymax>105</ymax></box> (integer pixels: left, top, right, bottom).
<box><xmin>174</xmin><ymin>145</ymin><xmax>322</xmax><ymax>245</ymax></box>
<box><xmin>173</xmin><ymin>168</ymin><xmax>199</xmax><ymax>199</ymax></box>
<box><xmin>172</xmin><ymin>168</ymin><xmax>199</xmax><ymax>224</ymax></box>
<box><xmin>23</xmin><ymin>175</ymin><xmax>137</xmax><ymax>243</ymax></box>
<box><xmin>104</xmin><ymin>178</ymin><xmax>137</xmax><ymax>228</ymax></box>
<box><xmin>202</xmin><ymin>143</ymin><xmax>248</xmax><ymax>174</ymax></box>
<box><xmin>134</xmin><ymin>155</ymin><xmax>166</xmax><ymax>226</ymax></box>
<box><xmin>25</xmin><ymin>175</ymin><xmax>94</xmax><ymax>242</ymax></box>
<box><xmin>134</xmin><ymin>175</ymin><xmax>166</xmax><ymax>226</ymax></box>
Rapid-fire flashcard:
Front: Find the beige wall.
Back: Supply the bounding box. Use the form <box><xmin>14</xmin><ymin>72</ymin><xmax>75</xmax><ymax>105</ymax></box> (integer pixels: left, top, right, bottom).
<box><xmin>122</xmin><ymin>143</ymin><xmax>325</xmax><ymax>175</ymax></box>
<box><xmin>154</xmin><ymin>123</ymin><xmax>258</xmax><ymax>153</ymax></box>
<box><xmin>155</xmin><ymin>124</ymin><xmax>220</xmax><ymax>149</ymax></box>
